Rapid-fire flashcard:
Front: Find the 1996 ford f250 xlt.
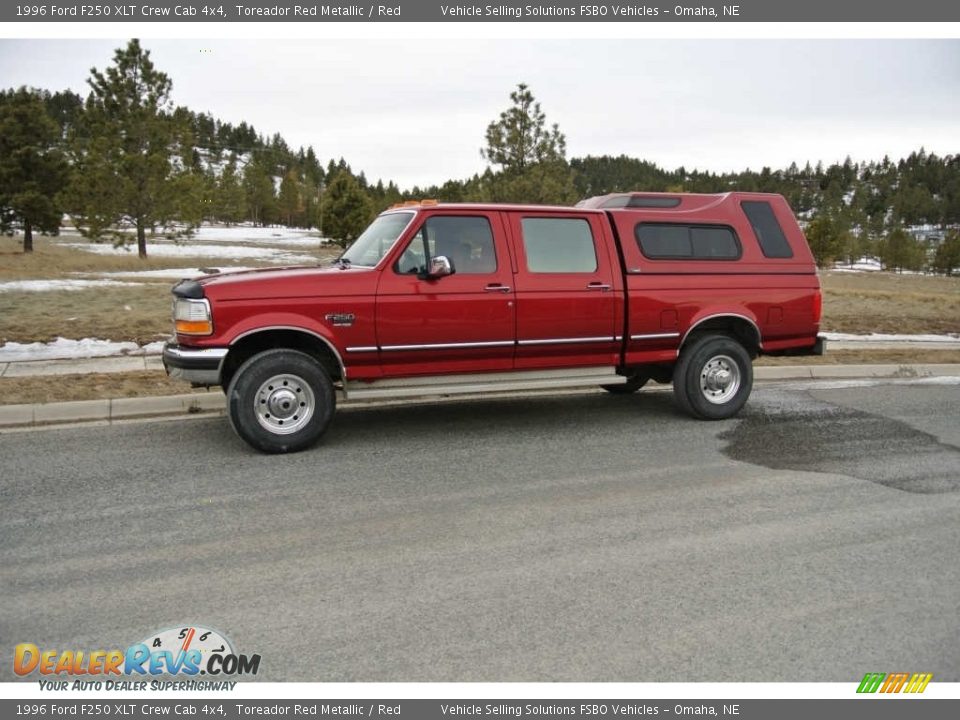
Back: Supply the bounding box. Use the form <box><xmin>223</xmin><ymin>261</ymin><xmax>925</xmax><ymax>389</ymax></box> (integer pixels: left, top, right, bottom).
<box><xmin>162</xmin><ymin>191</ymin><xmax>824</xmax><ymax>453</ymax></box>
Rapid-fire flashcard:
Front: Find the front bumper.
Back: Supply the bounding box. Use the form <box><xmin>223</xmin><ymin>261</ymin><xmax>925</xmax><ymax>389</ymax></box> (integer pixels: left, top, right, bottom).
<box><xmin>162</xmin><ymin>342</ymin><xmax>228</xmax><ymax>386</ymax></box>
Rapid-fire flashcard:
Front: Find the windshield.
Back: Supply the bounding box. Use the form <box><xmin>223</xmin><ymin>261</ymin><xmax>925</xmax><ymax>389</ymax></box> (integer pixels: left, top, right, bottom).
<box><xmin>339</xmin><ymin>212</ymin><xmax>415</xmax><ymax>267</ymax></box>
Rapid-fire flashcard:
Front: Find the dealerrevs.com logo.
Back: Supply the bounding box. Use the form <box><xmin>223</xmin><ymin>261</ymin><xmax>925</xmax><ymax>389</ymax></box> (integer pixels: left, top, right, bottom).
<box><xmin>14</xmin><ymin>626</ymin><xmax>260</xmax><ymax>691</ymax></box>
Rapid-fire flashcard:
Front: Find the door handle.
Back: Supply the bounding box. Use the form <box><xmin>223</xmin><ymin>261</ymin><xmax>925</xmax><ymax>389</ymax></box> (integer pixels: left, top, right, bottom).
<box><xmin>587</xmin><ymin>282</ymin><xmax>612</xmax><ymax>291</ymax></box>
<box><xmin>485</xmin><ymin>284</ymin><xmax>512</xmax><ymax>293</ymax></box>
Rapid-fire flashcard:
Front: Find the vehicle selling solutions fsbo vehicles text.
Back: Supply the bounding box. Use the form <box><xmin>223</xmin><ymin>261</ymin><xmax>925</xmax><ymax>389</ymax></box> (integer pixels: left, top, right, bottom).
<box><xmin>437</xmin><ymin>6</ymin><xmax>740</xmax><ymax>18</ymax></box>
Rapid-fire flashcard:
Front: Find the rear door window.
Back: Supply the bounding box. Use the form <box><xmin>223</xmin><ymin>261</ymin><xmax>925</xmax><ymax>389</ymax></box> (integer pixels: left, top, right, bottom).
<box><xmin>521</xmin><ymin>218</ymin><xmax>598</xmax><ymax>273</ymax></box>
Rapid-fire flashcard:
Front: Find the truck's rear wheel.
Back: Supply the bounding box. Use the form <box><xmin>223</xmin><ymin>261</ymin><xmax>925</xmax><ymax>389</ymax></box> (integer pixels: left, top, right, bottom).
<box><xmin>672</xmin><ymin>334</ymin><xmax>752</xmax><ymax>420</ymax></box>
<box><xmin>227</xmin><ymin>349</ymin><xmax>335</xmax><ymax>453</ymax></box>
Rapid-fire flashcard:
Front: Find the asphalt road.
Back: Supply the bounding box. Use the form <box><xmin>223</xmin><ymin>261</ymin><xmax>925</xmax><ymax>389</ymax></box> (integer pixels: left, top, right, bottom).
<box><xmin>1</xmin><ymin>379</ymin><xmax>959</xmax><ymax>682</ymax></box>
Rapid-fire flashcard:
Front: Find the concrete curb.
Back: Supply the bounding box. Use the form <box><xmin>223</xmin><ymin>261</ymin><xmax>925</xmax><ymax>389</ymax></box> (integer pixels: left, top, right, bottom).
<box><xmin>0</xmin><ymin>355</ymin><xmax>162</xmax><ymax>378</ymax></box>
<box><xmin>756</xmin><ymin>363</ymin><xmax>960</xmax><ymax>380</ymax></box>
<box><xmin>1</xmin><ymin>363</ymin><xmax>959</xmax><ymax>431</ymax></box>
<box><xmin>0</xmin><ymin>393</ymin><xmax>225</xmax><ymax>429</ymax></box>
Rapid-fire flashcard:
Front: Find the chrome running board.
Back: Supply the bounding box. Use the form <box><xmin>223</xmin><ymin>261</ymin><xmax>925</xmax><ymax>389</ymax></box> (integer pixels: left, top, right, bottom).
<box><xmin>343</xmin><ymin>366</ymin><xmax>625</xmax><ymax>401</ymax></box>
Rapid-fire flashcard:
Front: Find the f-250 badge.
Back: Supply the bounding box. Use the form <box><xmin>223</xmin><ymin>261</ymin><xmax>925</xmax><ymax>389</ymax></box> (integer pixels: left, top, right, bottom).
<box><xmin>324</xmin><ymin>313</ymin><xmax>356</xmax><ymax>327</ymax></box>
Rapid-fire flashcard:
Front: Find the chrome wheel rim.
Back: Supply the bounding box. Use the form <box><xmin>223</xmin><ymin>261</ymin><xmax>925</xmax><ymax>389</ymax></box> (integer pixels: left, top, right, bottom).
<box><xmin>699</xmin><ymin>355</ymin><xmax>741</xmax><ymax>405</ymax></box>
<box><xmin>254</xmin><ymin>374</ymin><xmax>314</xmax><ymax>435</ymax></box>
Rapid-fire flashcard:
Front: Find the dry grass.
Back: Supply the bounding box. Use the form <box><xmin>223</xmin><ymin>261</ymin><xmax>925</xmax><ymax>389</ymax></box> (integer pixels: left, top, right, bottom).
<box><xmin>0</xmin><ymin>235</ymin><xmax>255</xmax><ymax>279</ymax></box>
<box><xmin>0</xmin><ymin>284</ymin><xmax>174</xmax><ymax>345</ymax></box>
<box><xmin>0</xmin><ymin>371</ymin><xmax>199</xmax><ymax>405</ymax></box>
<box><xmin>0</xmin><ymin>235</ymin><xmax>337</xmax><ymax>344</ymax></box>
<box><xmin>1</xmin><ymin>238</ymin><xmax>959</xmax><ymax>346</ymax></box>
<box><xmin>820</xmin><ymin>270</ymin><xmax>960</xmax><ymax>335</ymax></box>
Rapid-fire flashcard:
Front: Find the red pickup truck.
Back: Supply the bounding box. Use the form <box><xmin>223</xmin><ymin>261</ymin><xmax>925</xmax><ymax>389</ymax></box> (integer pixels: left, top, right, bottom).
<box><xmin>163</xmin><ymin>192</ymin><xmax>823</xmax><ymax>453</ymax></box>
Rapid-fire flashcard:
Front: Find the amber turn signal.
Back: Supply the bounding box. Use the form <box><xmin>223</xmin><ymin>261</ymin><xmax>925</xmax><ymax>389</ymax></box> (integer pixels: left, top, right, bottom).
<box><xmin>173</xmin><ymin>298</ymin><xmax>213</xmax><ymax>336</ymax></box>
<box><xmin>175</xmin><ymin>319</ymin><xmax>213</xmax><ymax>335</ymax></box>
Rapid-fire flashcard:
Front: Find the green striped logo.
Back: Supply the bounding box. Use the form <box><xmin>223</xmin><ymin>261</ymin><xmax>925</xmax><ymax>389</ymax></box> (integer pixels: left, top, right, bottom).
<box><xmin>857</xmin><ymin>672</ymin><xmax>933</xmax><ymax>694</ymax></box>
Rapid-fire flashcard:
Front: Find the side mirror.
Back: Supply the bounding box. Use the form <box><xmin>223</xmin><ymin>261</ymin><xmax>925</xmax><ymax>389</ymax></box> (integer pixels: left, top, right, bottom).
<box><xmin>423</xmin><ymin>255</ymin><xmax>455</xmax><ymax>279</ymax></box>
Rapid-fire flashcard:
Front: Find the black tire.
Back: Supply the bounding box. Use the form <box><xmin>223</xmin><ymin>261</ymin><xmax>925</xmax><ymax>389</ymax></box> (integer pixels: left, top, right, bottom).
<box><xmin>226</xmin><ymin>348</ymin><xmax>335</xmax><ymax>453</ymax></box>
<box><xmin>672</xmin><ymin>334</ymin><xmax>752</xmax><ymax>420</ymax></box>
<box><xmin>602</xmin><ymin>373</ymin><xmax>649</xmax><ymax>394</ymax></box>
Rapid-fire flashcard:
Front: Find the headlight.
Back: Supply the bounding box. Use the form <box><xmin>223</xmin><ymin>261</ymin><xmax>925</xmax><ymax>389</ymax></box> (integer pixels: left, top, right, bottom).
<box><xmin>173</xmin><ymin>298</ymin><xmax>213</xmax><ymax>336</ymax></box>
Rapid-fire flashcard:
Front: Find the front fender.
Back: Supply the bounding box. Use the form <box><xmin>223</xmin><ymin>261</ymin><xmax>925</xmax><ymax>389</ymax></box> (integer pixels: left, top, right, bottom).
<box><xmin>224</xmin><ymin>312</ymin><xmax>340</xmax><ymax>350</ymax></box>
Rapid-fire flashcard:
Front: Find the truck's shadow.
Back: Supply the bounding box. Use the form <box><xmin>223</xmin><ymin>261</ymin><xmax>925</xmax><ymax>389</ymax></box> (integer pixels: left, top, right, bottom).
<box><xmin>328</xmin><ymin>389</ymin><xmax>681</xmax><ymax>444</ymax></box>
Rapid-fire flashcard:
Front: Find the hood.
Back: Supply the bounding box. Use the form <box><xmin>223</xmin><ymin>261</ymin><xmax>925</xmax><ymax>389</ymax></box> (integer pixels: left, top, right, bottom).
<box><xmin>185</xmin><ymin>264</ymin><xmax>378</xmax><ymax>301</ymax></box>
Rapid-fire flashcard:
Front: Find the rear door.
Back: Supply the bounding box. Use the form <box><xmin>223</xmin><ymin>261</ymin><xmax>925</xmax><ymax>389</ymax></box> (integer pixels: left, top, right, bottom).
<box><xmin>506</xmin><ymin>212</ymin><xmax>621</xmax><ymax>369</ymax></box>
<box><xmin>375</xmin><ymin>211</ymin><xmax>516</xmax><ymax>377</ymax></box>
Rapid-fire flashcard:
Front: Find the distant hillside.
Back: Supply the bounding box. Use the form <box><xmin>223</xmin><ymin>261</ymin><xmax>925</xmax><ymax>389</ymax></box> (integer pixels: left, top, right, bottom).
<box><xmin>10</xmin><ymin>85</ymin><xmax>960</xmax><ymax>272</ymax></box>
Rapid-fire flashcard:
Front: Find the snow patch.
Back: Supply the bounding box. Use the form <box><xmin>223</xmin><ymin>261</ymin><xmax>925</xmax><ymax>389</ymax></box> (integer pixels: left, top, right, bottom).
<box><xmin>822</xmin><ymin>332</ymin><xmax>960</xmax><ymax>343</ymax></box>
<box><xmin>190</xmin><ymin>225</ymin><xmax>329</xmax><ymax>246</ymax></box>
<box><xmin>63</xmin><ymin>242</ymin><xmax>316</xmax><ymax>263</ymax></box>
<box><xmin>832</xmin><ymin>257</ymin><xmax>883</xmax><ymax>272</ymax></box>
<box><xmin>139</xmin><ymin>340</ymin><xmax>166</xmax><ymax>355</ymax></box>
<box><xmin>0</xmin><ymin>337</ymin><xmax>166</xmax><ymax>362</ymax></box>
<box><xmin>80</xmin><ymin>266</ymin><xmax>256</xmax><ymax>280</ymax></box>
<box><xmin>0</xmin><ymin>279</ymin><xmax>144</xmax><ymax>293</ymax></box>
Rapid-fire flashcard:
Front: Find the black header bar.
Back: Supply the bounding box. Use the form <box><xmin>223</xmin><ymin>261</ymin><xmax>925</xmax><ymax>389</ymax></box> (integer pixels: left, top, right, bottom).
<box><xmin>3</xmin><ymin>0</ymin><xmax>959</xmax><ymax>23</ymax></box>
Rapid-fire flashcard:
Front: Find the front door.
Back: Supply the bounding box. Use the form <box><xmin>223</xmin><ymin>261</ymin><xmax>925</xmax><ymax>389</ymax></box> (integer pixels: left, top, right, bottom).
<box><xmin>375</xmin><ymin>212</ymin><xmax>517</xmax><ymax>377</ymax></box>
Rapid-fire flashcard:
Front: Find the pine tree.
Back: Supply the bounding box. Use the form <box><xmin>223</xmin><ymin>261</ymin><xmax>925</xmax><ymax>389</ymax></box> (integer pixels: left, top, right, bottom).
<box><xmin>65</xmin><ymin>39</ymin><xmax>183</xmax><ymax>257</ymax></box>
<box><xmin>302</xmin><ymin>146</ymin><xmax>324</xmax><ymax>187</ymax></box>
<box><xmin>481</xmin><ymin>83</ymin><xmax>577</xmax><ymax>205</ymax></box>
<box><xmin>805</xmin><ymin>214</ymin><xmax>846</xmax><ymax>268</ymax></box>
<box><xmin>171</xmin><ymin>170</ymin><xmax>211</xmax><ymax>230</ymax></box>
<box><xmin>382</xmin><ymin>180</ymin><xmax>403</xmax><ymax>209</ymax></box>
<box><xmin>301</xmin><ymin>179</ymin><xmax>318</xmax><ymax>229</ymax></box>
<box><xmin>880</xmin><ymin>225</ymin><xmax>925</xmax><ymax>272</ymax></box>
<box><xmin>216</xmin><ymin>157</ymin><xmax>246</xmax><ymax>225</ymax></box>
<box><xmin>44</xmin><ymin>90</ymin><xmax>84</xmax><ymax>138</ymax></box>
<box><xmin>243</xmin><ymin>158</ymin><xmax>276</xmax><ymax>226</ymax></box>
<box><xmin>484</xmin><ymin>83</ymin><xmax>564</xmax><ymax>173</ymax></box>
<box><xmin>278</xmin><ymin>169</ymin><xmax>301</xmax><ymax>226</ymax></box>
<box><xmin>932</xmin><ymin>231</ymin><xmax>960</xmax><ymax>275</ymax></box>
<box><xmin>0</xmin><ymin>88</ymin><xmax>69</xmax><ymax>253</ymax></box>
<box><xmin>323</xmin><ymin>170</ymin><xmax>374</xmax><ymax>247</ymax></box>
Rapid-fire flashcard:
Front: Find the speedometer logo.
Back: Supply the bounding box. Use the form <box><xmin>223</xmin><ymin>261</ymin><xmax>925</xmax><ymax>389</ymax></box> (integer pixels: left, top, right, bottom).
<box><xmin>138</xmin><ymin>626</ymin><xmax>235</xmax><ymax>674</ymax></box>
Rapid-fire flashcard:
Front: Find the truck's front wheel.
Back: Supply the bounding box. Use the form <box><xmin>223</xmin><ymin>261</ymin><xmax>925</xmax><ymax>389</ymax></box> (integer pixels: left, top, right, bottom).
<box><xmin>672</xmin><ymin>334</ymin><xmax>752</xmax><ymax>420</ymax></box>
<box><xmin>226</xmin><ymin>349</ymin><xmax>335</xmax><ymax>453</ymax></box>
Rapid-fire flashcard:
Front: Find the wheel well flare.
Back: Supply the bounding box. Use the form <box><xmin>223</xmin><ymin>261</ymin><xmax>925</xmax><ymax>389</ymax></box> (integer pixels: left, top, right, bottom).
<box><xmin>681</xmin><ymin>315</ymin><xmax>761</xmax><ymax>356</ymax></box>
<box><xmin>221</xmin><ymin>329</ymin><xmax>344</xmax><ymax>388</ymax></box>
